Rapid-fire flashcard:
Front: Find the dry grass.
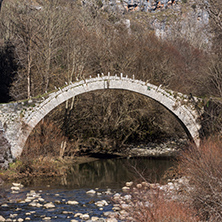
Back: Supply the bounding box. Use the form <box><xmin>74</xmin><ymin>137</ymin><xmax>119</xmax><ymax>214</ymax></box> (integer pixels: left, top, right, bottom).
<box><xmin>115</xmin><ymin>187</ymin><xmax>199</xmax><ymax>222</ymax></box>
<box><xmin>176</xmin><ymin>138</ymin><xmax>222</xmax><ymax>221</ymax></box>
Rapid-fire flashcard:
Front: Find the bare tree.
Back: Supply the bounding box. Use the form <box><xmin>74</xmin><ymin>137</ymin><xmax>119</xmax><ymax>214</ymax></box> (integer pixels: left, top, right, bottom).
<box><xmin>5</xmin><ymin>0</ymin><xmax>42</xmax><ymax>99</ymax></box>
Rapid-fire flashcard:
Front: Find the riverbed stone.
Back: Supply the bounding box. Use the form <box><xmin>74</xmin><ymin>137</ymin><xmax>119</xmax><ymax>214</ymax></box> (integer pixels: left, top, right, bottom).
<box><xmin>17</xmin><ymin>218</ymin><xmax>24</xmax><ymax>222</ymax></box>
<box><xmin>91</xmin><ymin>216</ymin><xmax>99</xmax><ymax>221</ymax></box>
<box><xmin>54</xmin><ymin>200</ymin><xmax>61</xmax><ymax>204</ymax></box>
<box><xmin>103</xmin><ymin>211</ymin><xmax>117</xmax><ymax>217</ymax></box>
<box><xmin>74</xmin><ymin>213</ymin><xmax>83</xmax><ymax>217</ymax></box>
<box><xmin>123</xmin><ymin>194</ymin><xmax>131</xmax><ymax>200</ymax></box>
<box><xmin>95</xmin><ymin>200</ymin><xmax>108</xmax><ymax>207</ymax></box>
<box><xmin>12</xmin><ymin>183</ymin><xmax>23</xmax><ymax>187</ymax></box>
<box><xmin>25</xmin><ymin>217</ymin><xmax>31</xmax><ymax>220</ymax></box>
<box><xmin>44</xmin><ymin>202</ymin><xmax>55</xmax><ymax>208</ymax></box>
<box><xmin>43</xmin><ymin>217</ymin><xmax>51</xmax><ymax>220</ymax></box>
<box><xmin>86</xmin><ymin>189</ymin><xmax>96</xmax><ymax>195</ymax></box>
<box><xmin>0</xmin><ymin>215</ymin><xmax>5</xmax><ymax>221</ymax></box>
<box><xmin>66</xmin><ymin>200</ymin><xmax>79</xmax><ymax>205</ymax></box>
<box><xmin>121</xmin><ymin>203</ymin><xmax>130</xmax><ymax>209</ymax></box>
<box><xmin>62</xmin><ymin>211</ymin><xmax>74</xmax><ymax>214</ymax></box>
<box><xmin>106</xmin><ymin>218</ymin><xmax>118</xmax><ymax>222</ymax></box>
<box><xmin>122</xmin><ymin>186</ymin><xmax>130</xmax><ymax>191</ymax></box>
<box><xmin>113</xmin><ymin>196</ymin><xmax>120</xmax><ymax>200</ymax></box>
<box><xmin>29</xmin><ymin>202</ymin><xmax>37</xmax><ymax>207</ymax></box>
<box><xmin>80</xmin><ymin>214</ymin><xmax>90</xmax><ymax>220</ymax></box>
<box><xmin>11</xmin><ymin>186</ymin><xmax>20</xmax><ymax>190</ymax></box>
<box><xmin>112</xmin><ymin>206</ymin><xmax>121</xmax><ymax>211</ymax></box>
<box><xmin>125</xmin><ymin>181</ymin><xmax>133</xmax><ymax>187</ymax></box>
<box><xmin>136</xmin><ymin>183</ymin><xmax>142</xmax><ymax>189</ymax></box>
<box><xmin>9</xmin><ymin>214</ymin><xmax>17</xmax><ymax>218</ymax></box>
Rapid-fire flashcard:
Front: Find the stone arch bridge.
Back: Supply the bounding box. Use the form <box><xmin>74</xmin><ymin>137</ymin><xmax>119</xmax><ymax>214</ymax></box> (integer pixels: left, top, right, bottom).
<box><xmin>0</xmin><ymin>74</ymin><xmax>203</xmax><ymax>167</ymax></box>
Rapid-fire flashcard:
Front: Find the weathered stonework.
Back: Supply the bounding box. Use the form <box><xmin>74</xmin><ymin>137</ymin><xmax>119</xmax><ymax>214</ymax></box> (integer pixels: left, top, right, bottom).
<box><xmin>0</xmin><ymin>74</ymin><xmax>203</xmax><ymax>163</ymax></box>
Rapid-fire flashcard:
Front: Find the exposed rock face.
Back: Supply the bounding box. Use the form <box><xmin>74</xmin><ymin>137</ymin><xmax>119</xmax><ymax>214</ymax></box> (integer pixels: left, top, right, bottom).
<box><xmin>122</xmin><ymin>0</ymin><xmax>179</xmax><ymax>12</ymax></box>
<box><xmin>0</xmin><ymin>122</ymin><xmax>13</xmax><ymax>169</ymax></box>
<box><xmin>94</xmin><ymin>0</ymin><xmax>210</xmax><ymax>48</ymax></box>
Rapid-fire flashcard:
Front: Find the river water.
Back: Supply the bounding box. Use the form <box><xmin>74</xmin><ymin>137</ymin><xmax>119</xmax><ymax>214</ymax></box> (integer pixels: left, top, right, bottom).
<box><xmin>0</xmin><ymin>157</ymin><xmax>174</xmax><ymax>221</ymax></box>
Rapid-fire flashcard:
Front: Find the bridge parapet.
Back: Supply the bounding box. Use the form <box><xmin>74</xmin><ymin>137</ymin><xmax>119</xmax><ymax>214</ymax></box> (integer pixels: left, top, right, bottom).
<box><xmin>0</xmin><ymin>74</ymin><xmax>204</xmax><ymax>161</ymax></box>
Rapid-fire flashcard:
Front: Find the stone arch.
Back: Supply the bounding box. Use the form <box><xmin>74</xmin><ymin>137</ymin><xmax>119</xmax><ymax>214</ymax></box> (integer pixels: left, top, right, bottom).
<box><xmin>13</xmin><ymin>75</ymin><xmax>201</xmax><ymax>158</ymax></box>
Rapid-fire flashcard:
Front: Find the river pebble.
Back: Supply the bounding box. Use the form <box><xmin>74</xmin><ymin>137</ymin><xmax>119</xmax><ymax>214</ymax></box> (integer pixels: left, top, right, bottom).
<box><xmin>136</xmin><ymin>183</ymin><xmax>142</xmax><ymax>188</ymax></box>
<box><xmin>0</xmin><ymin>215</ymin><xmax>5</xmax><ymax>221</ymax></box>
<box><xmin>106</xmin><ymin>218</ymin><xmax>118</xmax><ymax>222</ymax></box>
<box><xmin>43</xmin><ymin>217</ymin><xmax>51</xmax><ymax>220</ymax></box>
<box><xmin>80</xmin><ymin>214</ymin><xmax>90</xmax><ymax>220</ymax></box>
<box><xmin>43</xmin><ymin>202</ymin><xmax>55</xmax><ymax>208</ymax></box>
<box><xmin>122</xmin><ymin>186</ymin><xmax>130</xmax><ymax>191</ymax></box>
<box><xmin>74</xmin><ymin>213</ymin><xmax>83</xmax><ymax>217</ymax></box>
<box><xmin>9</xmin><ymin>214</ymin><xmax>17</xmax><ymax>218</ymax></box>
<box><xmin>11</xmin><ymin>186</ymin><xmax>20</xmax><ymax>191</ymax></box>
<box><xmin>125</xmin><ymin>181</ymin><xmax>133</xmax><ymax>187</ymax></box>
<box><xmin>91</xmin><ymin>216</ymin><xmax>99</xmax><ymax>221</ymax></box>
<box><xmin>66</xmin><ymin>200</ymin><xmax>79</xmax><ymax>205</ymax></box>
<box><xmin>95</xmin><ymin>200</ymin><xmax>108</xmax><ymax>207</ymax></box>
<box><xmin>86</xmin><ymin>189</ymin><xmax>96</xmax><ymax>195</ymax></box>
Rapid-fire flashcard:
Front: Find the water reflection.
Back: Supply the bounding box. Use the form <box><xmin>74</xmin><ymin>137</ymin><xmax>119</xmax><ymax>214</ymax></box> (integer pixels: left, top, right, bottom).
<box><xmin>61</xmin><ymin>157</ymin><xmax>174</xmax><ymax>189</ymax></box>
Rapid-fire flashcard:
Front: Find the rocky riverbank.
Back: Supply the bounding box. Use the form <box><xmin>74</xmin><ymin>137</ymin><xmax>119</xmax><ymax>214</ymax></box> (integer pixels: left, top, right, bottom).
<box><xmin>0</xmin><ymin>175</ymin><xmax>192</xmax><ymax>222</ymax></box>
<box><xmin>119</xmin><ymin>138</ymin><xmax>188</xmax><ymax>158</ymax></box>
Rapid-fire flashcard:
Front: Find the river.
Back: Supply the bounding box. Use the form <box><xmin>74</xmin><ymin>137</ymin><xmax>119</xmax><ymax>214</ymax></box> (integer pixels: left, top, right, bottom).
<box><xmin>0</xmin><ymin>157</ymin><xmax>174</xmax><ymax>221</ymax></box>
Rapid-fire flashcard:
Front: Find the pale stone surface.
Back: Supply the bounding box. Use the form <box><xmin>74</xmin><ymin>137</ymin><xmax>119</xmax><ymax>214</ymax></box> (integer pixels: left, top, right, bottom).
<box><xmin>107</xmin><ymin>218</ymin><xmax>118</xmax><ymax>222</ymax></box>
<box><xmin>80</xmin><ymin>214</ymin><xmax>90</xmax><ymax>220</ymax></box>
<box><xmin>125</xmin><ymin>181</ymin><xmax>133</xmax><ymax>187</ymax></box>
<box><xmin>66</xmin><ymin>200</ymin><xmax>79</xmax><ymax>205</ymax></box>
<box><xmin>74</xmin><ymin>213</ymin><xmax>83</xmax><ymax>217</ymax></box>
<box><xmin>86</xmin><ymin>189</ymin><xmax>96</xmax><ymax>194</ymax></box>
<box><xmin>43</xmin><ymin>202</ymin><xmax>55</xmax><ymax>208</ymax></box>
<box><xmin>11</xmin><ymin>186</ymin><xmax>20</xmax><ymax>190</ymax></box>
<box><xmin>122</xmin><ymin>186</ymin><xmax>130</xmax><ymax>191</ymax></box>
<box><xmin>0</xmin><ymin>215</ymin><xmax>5</xmax><ymax>221</ymax></box>
<box><xmin>43</xmin><ymin>217</ymin><xmax>51</xmax><ymax>220</ymax></box>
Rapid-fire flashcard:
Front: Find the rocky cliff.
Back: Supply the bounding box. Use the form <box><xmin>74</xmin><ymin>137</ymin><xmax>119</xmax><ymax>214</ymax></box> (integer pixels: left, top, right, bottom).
<box><xmin>89</xmin><ymin>0</ymin><xmax>210</xmax><ymax>49</ymax></box>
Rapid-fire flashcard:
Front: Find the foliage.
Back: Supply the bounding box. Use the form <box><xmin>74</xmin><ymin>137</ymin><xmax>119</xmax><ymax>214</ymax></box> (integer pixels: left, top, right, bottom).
<box><xmin>22</xmin><ymin>119</ymin><xmax>74</xmax><ymax>158</ymax></box>
<box><xmin>49</xmin><ymin>90</ymin><xmax>187</xmax><ymax>152</ymax></box>
<box><xmin>114</xmin><ymin>187</ymin><xmax>199</xmax><ymax>222</ymax></box>
<box><xmin>0</xmin><ymin>0</ymin><xmax>221</xmax><ymax>150</ymax></box>
<box><xmin>176</xmin><ymin>138</ymin><xmax>222</xmax><ymax>221</ymax></box>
